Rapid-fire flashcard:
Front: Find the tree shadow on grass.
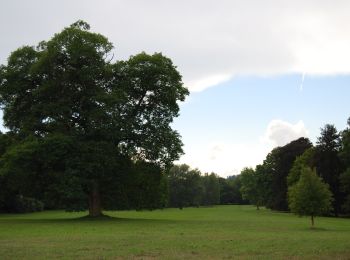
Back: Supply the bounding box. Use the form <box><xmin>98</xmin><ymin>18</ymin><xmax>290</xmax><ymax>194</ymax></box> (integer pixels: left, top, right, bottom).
<box><xmin>0</xmin><ymin>213</ymin><xmax>176</xmax><ymax>224</ymax></box>
<box><xmin>297</xmin><ymin>226</ymin><xmax>336</xmax><ymax>232</ymax></box>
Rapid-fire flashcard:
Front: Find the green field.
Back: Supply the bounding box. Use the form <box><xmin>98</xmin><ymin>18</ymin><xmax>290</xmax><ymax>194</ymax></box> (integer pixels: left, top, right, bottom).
<box><xmin>0</xmin><ymin>205</ymin><xmax>350</xmax><ymax>259</ymax></box>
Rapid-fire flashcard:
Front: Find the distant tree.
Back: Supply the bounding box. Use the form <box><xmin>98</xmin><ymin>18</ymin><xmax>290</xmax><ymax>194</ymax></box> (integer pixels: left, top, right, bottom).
<box><xmin>240</xmin><ymin>167</ymin><xmax>263</xmax><ymax>209</ymax></box>
<box><xmin>288</xmin><ymin>167</ymin><xmax>333</xmax><ymax>227</ymax></box>
<box><xmin>185</xmin><ymin>168</ymin><xmax>203</xmax><ymax>207</ymax></box>
<box><xmin>125</xmin><ymin>161</ymin><xmax>168</xmax><ymax>210</ymax></box>
<box><xmin>314</xmin><ymin>124</ymin><xmax>343</xmax><ymax>216</ymax></box>
<box><xmin>219</xmin><ymin>176</ymin><xmax>245</xmax><ymax>205</ymax></box>
<box><xmin>230</xmin><ymin>175</ymin><xmax>248</xmax><ymax>204</ymax></box>
<box><xmin>340</xmin><ymin>117</ymin><xmax>350</xmax><ymax>167</ymax></box>
<box><xmin>167</xmin><ymin>164</ymin><xmax>203</xmax><ymax>209</ymax></box>
<box><xmin>254</xmin><ymin>164</ymin><xmax>272</xmax><ymax>206</ymax></box>
<box><xmin>219</xmin><ymin>177</ymin><xmax>231</xmax><ymax>204</ymax></box>
<box><xmin>339</xmin><ymin>118</ymin><xmax>350</xmax><ymax>213</ymax></box>
<box><xmin>202</xmin><ymin>173</ymin><xmax>220</xmax><ymax>206</ymax></box>
<box><xmin>0</xmin><ymin>21</ymin><xmax>188</xmax><ymax>216</ymax></box>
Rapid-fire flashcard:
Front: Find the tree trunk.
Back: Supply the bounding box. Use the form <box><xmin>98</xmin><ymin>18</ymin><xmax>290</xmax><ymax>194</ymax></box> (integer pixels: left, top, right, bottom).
<box><xmin>88</xmin><ymin>181</ymin><xmax>102</xmax><ymax>217</ymax></box>
<box><xmin>311</xmin><ymin>215</ymin><xmax>314</xmax><ymax>227</ymax></box>
<box><xmin>256</xmin><ymin>204</ymin><xmax>260</xmax><ymax>210</ymax></box>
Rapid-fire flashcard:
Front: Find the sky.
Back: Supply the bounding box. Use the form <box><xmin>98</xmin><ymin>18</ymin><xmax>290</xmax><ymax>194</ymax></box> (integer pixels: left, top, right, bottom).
<box><xmin>1</xmin><ymin>0</ymin><xmax>350</xmax><ymax>176</ymax></box>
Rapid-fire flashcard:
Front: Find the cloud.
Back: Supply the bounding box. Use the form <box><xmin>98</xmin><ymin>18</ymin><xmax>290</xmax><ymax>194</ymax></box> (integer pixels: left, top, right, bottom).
<box><xmin>187</xmin><ymin>74</ymin><xmax>231</xmax><ymax>93</ymax></box>
<box><xmin>209</xmin><ymin>143</ymin><xmax>225</xmax><ymax>160</ymax></box>
<box><xmin>261</xmin><ymin>119</ymin><xmax>309</xmax><ymax>147</ymax></box>
<box><xmin>177</xmin><ymin>120</ymin><xmax>309</xmax><ymax>177</ymax></box>
<box><xmin>1</xmin><ymin>1</ymin><xmax>350</xmax><ymax>92</ymax></box>
<box><xmin>178</xmin><ymin>141</ymin><xmax>270</xmax><ymax>177</ymax></box>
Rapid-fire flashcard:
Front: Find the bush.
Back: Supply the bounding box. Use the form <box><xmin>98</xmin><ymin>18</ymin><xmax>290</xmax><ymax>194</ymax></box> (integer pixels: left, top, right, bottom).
<box><xmin>13</xmin><ymin>195</ymin><xmax>44</xmax><ymax>213</ymax></box>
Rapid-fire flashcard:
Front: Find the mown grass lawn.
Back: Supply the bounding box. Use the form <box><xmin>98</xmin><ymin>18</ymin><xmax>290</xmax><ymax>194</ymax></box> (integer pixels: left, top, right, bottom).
<box><xmin>0</xmin><ymin>205</ymin><xmax>350</xmax><ymax>259</ymax></box>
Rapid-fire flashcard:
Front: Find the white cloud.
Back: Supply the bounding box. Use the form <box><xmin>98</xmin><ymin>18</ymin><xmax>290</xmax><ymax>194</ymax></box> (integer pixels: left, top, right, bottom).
<box><xmin>187</xmin><ymin>74</ymin><xmax>231</xmax><ymax>93</ymax></box>
<box><xmin>1</xmin><ymin>1</ymin><xmax>350</xmax><ymax>92</ymax></box>
<box><xmin>261</xmin><ymin>120</ymin><xmax>309</xmax><ymax>147</ymax></box>
<box><xmin>177</xmin><ymin>141</ymin><xmax>270</xmax><ymax>177</ymax></box>
<box><xmin>209</xmin><ymin>143</ymin><xmax>225</xmax><ymax>160</ymax></box>
<box><xmin>177</xmin><ymin>119</ymin><xmax>310</xmax><ymax>177</ymax></box>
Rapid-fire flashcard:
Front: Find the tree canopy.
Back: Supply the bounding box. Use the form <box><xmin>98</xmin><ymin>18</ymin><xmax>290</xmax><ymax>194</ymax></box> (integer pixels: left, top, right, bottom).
<box><xmin>262</xmin><ymin>137</ymin><xmax>312</xmax><ymax>211</ymax></box>
<box><xmin>340</xmin><ymin>118</ymin><xmax>350</xmax><ymax>213</ymax></box>
<box><xmin>240</xmin><ymin>167</ymin><xmax>263</xmax><ymax>209</ymax></box>
<box><xmin>314</xmin><ymin>124</ymin><xmax>343</xmax><ymax>216</ymax></box>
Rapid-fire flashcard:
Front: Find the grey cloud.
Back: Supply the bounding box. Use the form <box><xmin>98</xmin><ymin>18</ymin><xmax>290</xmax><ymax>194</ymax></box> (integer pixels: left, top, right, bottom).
<box><xmin>262</xmin><ymin>120</ymin><xmax>309</xmax><ymax>147</ymax></box>
<box><xmin>1</xmin><ymin>0</ymin><xmax>350</xmax><ymax>91</ymax></box>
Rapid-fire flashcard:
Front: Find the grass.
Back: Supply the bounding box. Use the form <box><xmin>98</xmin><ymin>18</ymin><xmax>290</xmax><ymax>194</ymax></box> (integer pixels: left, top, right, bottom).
<box><xmin>0</xmin><ymin>205</ymin><xmax>350</xmax><ymax>259</ymax></box>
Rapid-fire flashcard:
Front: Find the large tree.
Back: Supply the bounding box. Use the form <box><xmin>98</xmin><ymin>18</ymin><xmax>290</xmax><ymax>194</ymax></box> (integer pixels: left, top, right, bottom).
<box><xmin>263</xmin><ymin>137</ymin><xmax>312</xmax><ymax>211</ymax></box>
<box><xmin>314</xmin><ymin>124</ymin><xmax>343</xmax><ymax>216</ymax></box>
<box><xmin>0</xmin><ymin>21</ymin><xmax>188</xmax><ymax>216</ymax></box>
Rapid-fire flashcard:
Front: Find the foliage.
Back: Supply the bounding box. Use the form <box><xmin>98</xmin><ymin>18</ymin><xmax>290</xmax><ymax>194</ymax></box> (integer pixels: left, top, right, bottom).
<box><xmin>288</xmin><ymin>167</ymin><xmax>333</xmax><ymax>226</ymax></box>
<box><xmin>0</xmin><ymin>132</ymin><xmax>16</xmax><ymax>156</ymax></box>
<box><xmin>263</xmin><ymin>137</ymin><xmax>312</xmax><ymax>211</ymax></box>
<box><xmin>339</xmin><ymin>118</ymin><xmax>350</xmax><ymax>213</ymax></box>
<box><xmin>340</xmin><ymin>168</ymin><xmax>350</xmax><ymax>213</ymax></box>
<box><xmin>240</xmin><ymin>167</ymin><xmax>263</xmax><ymax>209</ymax></box>
<box><xmin>201</xmin><ymin>173</ymin><xmax>220</xmax><ymax>206</ymax></box>
<box><xmin>123</xmin><ymin>161</ymin><xmax>168</xmax><ymax>210</ymax></box>
<box><xmin>340</xmin><ymin>119</ymin><xmax>350</xmax><ymax>167</ymax></box>
<box><xmin>166</xmin><ymin>164</ymin><xmax>203</xmax><ymax>208</ymax></box>
<box><xmin>287</xmin><ymin>147</ymin><xmax>315</xmax><ymax>187</ymax></box>
<box><xmin>166</xmin><ymin>165</ymin><xmax>222</xmax><ymax>208</ymax></box>
<box><xmin>0</xmin><ymin>135</ymin><xmax>75</xmax><ymax>211</ymax></box>
<box><xmin>219</xmin><ymin>175</ymin><xmax>246</xmax><ymax>205</ymax></box>
<box><xmin>0</xmin><ymin>135</ymin><xmax>168</xmax><ymax>212</ymax></box>
<box><xmin>314</xmin><ymin>124</ymin><xmax>344</xmax><ymax>215</ymax></box>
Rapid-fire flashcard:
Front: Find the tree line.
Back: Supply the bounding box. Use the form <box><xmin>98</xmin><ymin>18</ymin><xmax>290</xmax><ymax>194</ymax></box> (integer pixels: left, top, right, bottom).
<box><xmin>163</xmin><ymin>117</ymin><xmax>350</xmax><ymax>219</ymax></box>
<box><xmin>166</xmin><ymin>164</ymin><xmax>246</xmax><ymax>208</ymax></box>
<box><xmin>0</xmin><ymin>135</ymin><xmax>244</xmax><ymax>213</ymax></box>
<box><xmin>239</xmin><ymin>118</ymin><xmax>350</xmax><ymax>220</ymax></box>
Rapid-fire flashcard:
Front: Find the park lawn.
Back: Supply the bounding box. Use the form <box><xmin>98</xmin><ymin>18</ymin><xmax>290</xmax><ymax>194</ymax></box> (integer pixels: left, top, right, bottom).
<box><xmin>0</xmin><ymin>205</ymin><xmax>350</xmax><ymax>259</ymax></box>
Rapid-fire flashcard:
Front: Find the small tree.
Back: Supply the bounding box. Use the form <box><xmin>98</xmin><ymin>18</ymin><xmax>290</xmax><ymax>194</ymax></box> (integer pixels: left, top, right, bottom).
<box><xmin>288</xmin><ymin>167</ymin><xmax>333</xmax><ymax>227</ymax></box>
